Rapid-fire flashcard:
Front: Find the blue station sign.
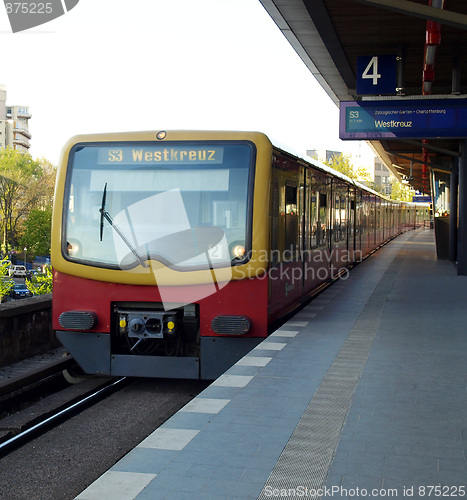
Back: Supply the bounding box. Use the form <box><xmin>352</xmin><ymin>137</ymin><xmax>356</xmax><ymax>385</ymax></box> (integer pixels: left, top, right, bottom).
<box><xmin>412</xmin><ymin>195</ymin><xmax>431</xmax><ymax>203</ymax></box>
<box><xmin>339</xmin><ymin>99</ymin><xmax>467</xmax><ymax>140</ymax></box>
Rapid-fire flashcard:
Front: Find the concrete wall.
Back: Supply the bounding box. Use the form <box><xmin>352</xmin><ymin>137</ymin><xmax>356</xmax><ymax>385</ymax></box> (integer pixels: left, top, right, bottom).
<box><xmin>0</xmin><ymin>294</ymin><xmax>57</xmax><ymax>368</ymax></box>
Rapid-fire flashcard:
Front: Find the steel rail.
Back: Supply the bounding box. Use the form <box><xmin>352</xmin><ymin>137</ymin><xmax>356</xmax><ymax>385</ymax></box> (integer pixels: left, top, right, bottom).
<box><xmin>0</xmin><ymin>377</ymin><xmax>128</xmax><ymax>457</ymax></box>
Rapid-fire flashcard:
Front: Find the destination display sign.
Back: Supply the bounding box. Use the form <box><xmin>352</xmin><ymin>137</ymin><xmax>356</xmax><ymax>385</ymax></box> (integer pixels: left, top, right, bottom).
<box><xmin>97</xmin><ymin>145</ymin><xmax>224</xmax><ymax>165</ymax></box>
<box><xmin>412</xmin><ymin>195</ymin><xmax>431</xmax><ymax>203</ymax></box>
<box><xmin>339</xmin><ymin>99</ymin><xmax>467</xmax><ymax>140</ymax></box>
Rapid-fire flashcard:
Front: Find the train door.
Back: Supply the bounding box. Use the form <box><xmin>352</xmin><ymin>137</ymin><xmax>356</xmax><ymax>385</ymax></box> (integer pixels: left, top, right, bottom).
<box><xmin>268</xmin><ymin>155</ymin><xmax>302</xmax><ymax>321</ymax></box>
<box><xmin>301</xmin><ymin>167</ymin><xmax>312</xmax><ymax>293</ymax></box>
<box><xmin>330</xmin><ymin>179</ymin><xmax>349</xmax><ymax>276</ymax></box>
<box><xmin>361</xmin><ymin>193</ymin><xmax>371</xmax><ymax>256</ymax></box>
<box><xmin>285</xmin><ymin>181</ymin><xmax>298</xmax><ymax>258</ymax></box>
<box><xmin>376</xmin><ymin>197</ymin><xmax>383</xmax><ymax>245</ymax></box>
<box><xmin>283</xmin><ymin>178</ymin><xmax>302</xmax><ymax>307</ymax></box>
<box><xmin>302</xmin><ymin>171</ymin><xmax>331</xmax><ymax>292</ymax></box>
<box><xmin>324</xmin><ymin>180</ymin><xmax>332</xmax><ymax>275</ymax></box>
<box><xmin>355</xmin><ymin>188</ymin><xmax>362</xmax><ymax>261</ymax></box>
<box><xmin>382</xmin><ymin>200</ymin><xmax>387</xmax><ymax>242</ymax></box>
<box><xmin>348</xmin><ymin>186</ymin><xmax>356</xmax><ymax>264</ymax></box>
<box><xmin>368</xmin><ymin>195</ymin><xmax>376</xmax><ymax>250</ymax></box>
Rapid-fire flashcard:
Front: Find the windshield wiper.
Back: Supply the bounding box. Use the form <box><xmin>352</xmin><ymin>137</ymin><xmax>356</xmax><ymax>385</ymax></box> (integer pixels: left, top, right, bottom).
<box><xmin>99</xmin><ymin>183</ymin><xmax>148</xmax><ymax>267</ymax></box>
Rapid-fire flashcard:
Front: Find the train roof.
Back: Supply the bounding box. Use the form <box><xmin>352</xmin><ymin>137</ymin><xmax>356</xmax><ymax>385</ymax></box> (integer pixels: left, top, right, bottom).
<box><xmin>268</xmin><ymin>135</ymin><xmax>397</xmax><ymax>202</ymax></box>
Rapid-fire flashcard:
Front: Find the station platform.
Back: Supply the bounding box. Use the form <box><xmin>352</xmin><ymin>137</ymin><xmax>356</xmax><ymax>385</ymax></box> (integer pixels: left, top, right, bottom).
<box><xmin>76</xmin><ymin>228</ymin><xmax>467</xmax><ymax>500</ymax></box>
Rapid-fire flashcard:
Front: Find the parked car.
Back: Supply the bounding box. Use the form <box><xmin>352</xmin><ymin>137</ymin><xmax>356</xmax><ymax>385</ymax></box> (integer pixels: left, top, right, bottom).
<box><xmin>8</xmin><ymin>265</ymin><xmax>27</xmax><ymax>278</ymax></box>
<box><xmin>9</xmin><ymin>283</ymin><xmax>33</xmax><ymax>299</ymax></box>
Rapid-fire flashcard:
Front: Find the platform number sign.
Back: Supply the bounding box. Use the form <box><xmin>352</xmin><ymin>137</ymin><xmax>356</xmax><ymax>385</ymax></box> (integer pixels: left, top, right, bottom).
<box><xmin>356</xmin><ymin>55</ymin><xmax>397</xmax><ymax>95</ymax></box>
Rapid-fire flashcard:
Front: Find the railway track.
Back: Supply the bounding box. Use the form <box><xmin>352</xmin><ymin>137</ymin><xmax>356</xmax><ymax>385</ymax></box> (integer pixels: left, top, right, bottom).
<box><xmin>0</xmin><ymin>353</ymin><xmax>127</xmax><ymax>457</ymax></box>
<box><xmin>0</xmin><ymin>376</ymin><xmax>128</xmax><ymax>457</ymax></box>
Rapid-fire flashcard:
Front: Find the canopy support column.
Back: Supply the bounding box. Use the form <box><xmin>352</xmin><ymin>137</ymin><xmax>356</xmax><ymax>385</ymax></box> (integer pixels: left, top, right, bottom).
<box><xmin>458</xmin><ymin>141</ymin><xmax>467</xmax><ymax>275</ymax></box>
<box><xmin>449</xmin><ymin>156</ymin><xmax>458</xmax><ymax>263</ymax></box>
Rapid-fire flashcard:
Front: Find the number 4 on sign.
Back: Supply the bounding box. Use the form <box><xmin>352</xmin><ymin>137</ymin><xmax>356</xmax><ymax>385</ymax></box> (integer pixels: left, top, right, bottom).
<box><xmin>362</xmin><ymin>56</ymin><xmax>381</xmax><ymax>85</ymax></box>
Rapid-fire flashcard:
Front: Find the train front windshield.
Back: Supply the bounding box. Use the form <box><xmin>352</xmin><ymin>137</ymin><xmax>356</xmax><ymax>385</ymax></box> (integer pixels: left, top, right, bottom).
<box><xmin>63</xmin><ymin>142</ymin><xmax>254</xmax><ymax>270</ymax></box>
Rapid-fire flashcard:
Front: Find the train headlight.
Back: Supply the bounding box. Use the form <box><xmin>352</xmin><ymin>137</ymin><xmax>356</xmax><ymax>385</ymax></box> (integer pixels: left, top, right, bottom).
<box><xmin>232</xmin><ymin>245</ymin><xmax>246</xmax><ymax>259</ymax></box>
<box><xmin>66</xmin><ymin>241</ymin><xmax>80</xmax><ymax>256</ymax></box>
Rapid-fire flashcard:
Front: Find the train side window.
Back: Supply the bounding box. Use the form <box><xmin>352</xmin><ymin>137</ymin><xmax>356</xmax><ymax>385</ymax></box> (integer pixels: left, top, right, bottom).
<box><xmin>341</xmin><ymin>194</ymin><xmax>348</xmax><ymax>243</ymax></box>
<box><xmin>334</xmin><ymin>195</ymin><xmax>340</xmax><ymax>243</ymax></box>
<box><xmin>285</xmin><ymin>183</ymin><xmax>298</xmax><ymax>255</ymax></box>
<box><xmin>285</xmin><ymin>184</ymin><xmax>297</xmax><ymax>214</ymax></box>
<box><xmin>318</xmin><ymin>192</ymin><xmax>327</xmax><ymax>247</ymax></box>
<box><xmin>310</xmin><ymin>189</ymin><xmax>318</xmax><ymax>248</ymax></box>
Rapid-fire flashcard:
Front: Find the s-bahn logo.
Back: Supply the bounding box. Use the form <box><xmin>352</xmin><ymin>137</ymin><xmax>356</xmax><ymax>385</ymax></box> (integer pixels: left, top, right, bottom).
<box><xmin>111</xmin><ymin>189</ymin><xmax>232</xmax><ymax>311</ymax></box>
<box><xmin>3</xmin><ymin>0</ymin><xmax>79</xmax><ymax>33</ymax></box>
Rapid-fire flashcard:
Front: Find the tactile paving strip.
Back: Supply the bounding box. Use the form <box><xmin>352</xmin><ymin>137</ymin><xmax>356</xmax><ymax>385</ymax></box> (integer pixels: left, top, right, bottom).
<box><xmin>257</xmin><ymin>248</ymin><xmax>408</xmax><ymax>499</ymax></box>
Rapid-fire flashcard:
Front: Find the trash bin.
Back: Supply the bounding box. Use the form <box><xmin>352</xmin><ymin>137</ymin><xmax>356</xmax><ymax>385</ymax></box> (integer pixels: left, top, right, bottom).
<box><xmin>434</xmin><ymin>217</ymin><xmax>450</xmax><ymax>259</ymax></box>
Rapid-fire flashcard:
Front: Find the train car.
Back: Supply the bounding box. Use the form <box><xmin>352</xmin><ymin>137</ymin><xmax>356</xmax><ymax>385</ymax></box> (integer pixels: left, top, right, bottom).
<box><xmin>51</xmin><ymin>131</ymin><xmax>426</xmax><ymax>380</ymax></box>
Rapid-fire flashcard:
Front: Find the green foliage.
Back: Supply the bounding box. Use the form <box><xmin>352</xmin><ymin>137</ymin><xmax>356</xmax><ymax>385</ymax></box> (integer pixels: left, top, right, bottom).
<box><xmin>20</xmin><ymin>206</ymin><xmax>53</xmax><ymax>255</ymax></box>
<box><xmin>390</xmin><ymin>181</ymin><xmax>413</xmax><ymax>202</ymax></box>
<box><xmin>324</xmin><ymin>153</ymin><xmax>372</xmax><ymax>184</ymax></box>
<box><xmin>26</xmin><ymin>265</ymin><xmax>53</xmax><ymax>295</ymax></box>
<box><xmin>325</xmin><ymin>153</ymin><xmax>353</xmax><ymax>178</ymax></box>
<box><xmin>325</xmin><ymin>152</ymin><xmax>414</xmax><ymax>201</ymax></box>
<box><xmin>0</xmin><ymin>149</ymin><xmax>56</xmax><ymax>254</ymax></box>
<box><xmin>0</xmin><ymin>259</ymin><xmax>13</xmax><ymax>301</ymax></box>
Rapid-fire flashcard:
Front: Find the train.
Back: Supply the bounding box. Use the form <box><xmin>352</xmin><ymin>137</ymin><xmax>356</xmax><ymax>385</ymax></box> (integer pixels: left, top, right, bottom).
<box><xmin>51</xmin><ymin>131</ymin><xmax>429</xmax><ymax>379</ymax></box>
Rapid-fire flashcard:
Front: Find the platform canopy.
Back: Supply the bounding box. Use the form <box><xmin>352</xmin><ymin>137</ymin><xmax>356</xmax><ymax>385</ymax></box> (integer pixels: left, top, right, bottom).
<box><xmin>259</xmin><ymin>0</ymin><xmax>467</xmax><ymax>194</ymax></box>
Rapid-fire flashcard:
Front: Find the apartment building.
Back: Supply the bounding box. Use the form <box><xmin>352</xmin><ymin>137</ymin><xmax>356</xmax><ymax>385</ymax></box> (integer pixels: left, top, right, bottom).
<box><xmin>306</xmin><ymin>149</ymin><xmax>342</xmax><ymax>163</ymax></box>
<box><xmin>374</xmin><ymin>157</ymin><xmax>393</xmax><ymax>196</ymax></box>
<box><xmin>0</xmin><ymin>85</ymin><xmax>32</xmax><ymax>153</ymax></box>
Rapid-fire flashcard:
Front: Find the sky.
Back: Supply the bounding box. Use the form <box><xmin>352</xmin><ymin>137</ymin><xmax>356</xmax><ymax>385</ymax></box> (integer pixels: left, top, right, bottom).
<box><xmin>0</xmin><ymin>0</ymin><xmax>375</xmax><ymax>169</ymax></box>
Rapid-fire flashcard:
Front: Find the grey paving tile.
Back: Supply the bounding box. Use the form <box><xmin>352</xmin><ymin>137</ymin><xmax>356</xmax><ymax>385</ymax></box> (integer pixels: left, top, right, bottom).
<box><xmin>197</xmin><ymin>385</ymin><xmax>243</xmax><ymax>399</ymax></box>
<box><xmin>203</xmin><ymin>477</ymin><xmax>264</xmax><ymax>498</ymax></box>
<box><xmin>340</xmin><ymin>474</ymin><xmax>384</xmax><ymax>491</ymax></box>
<box><xmin>381</xmin><ymin>463</ymin><xmax>415</xmax><ymax>482</ymax></box>
<box><xmin>161</xmin><ymin>412</ymin><xmax>213</xmax><ymax>430</ymax></box>
<box><xmin>438</xmin><ymin>458</ymin><xmax>467</xmax><ymax>472</ymax></box>
<box><xmin>166</xmin><ymin>493</ymin><xmax>223</xmax><ymax>500</ymax></box>
<box><xmin>436</xmin><ymin>469</ymin><xmax>467</xmax><ymax>485</ymax></box>
<box><xmin>187</xmin><ymin>463</ymin><xmax>245</xmax><ymax>481</ymax></box>
<box><xmin>141</xmin><ymin>472</ymin><xmax>209</xmax><ymax>493</ymax></box>
<box><xmin>347</xmin><ymin>450</ymin><xmax>386</xmax><ymax>466</ymax></box>
<box><xmin>135</xmin><ymin>486</ymin><xmax>172</xmax><ymax>500</ymax></box>
<box><xmin>225</xmin><ymin>453</ymin><xmax>278</xmax><ymax>471</ymax></box>
<box><xmin>171</xmin><ymin>450</ymin><xmax>229</xmax><ymax>466</ymax></box>
<box><xmin>112</xmin><ymin>448</ymin><xmax>178</xmax><ymax>474</ymax></box>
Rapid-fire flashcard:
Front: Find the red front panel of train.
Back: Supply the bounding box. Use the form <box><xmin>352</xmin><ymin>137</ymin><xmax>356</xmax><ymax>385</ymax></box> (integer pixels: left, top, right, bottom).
<box><xmin>53</xmin><ymin>271</ymin><xmax>269</xmax><ymax>338</ymax></box>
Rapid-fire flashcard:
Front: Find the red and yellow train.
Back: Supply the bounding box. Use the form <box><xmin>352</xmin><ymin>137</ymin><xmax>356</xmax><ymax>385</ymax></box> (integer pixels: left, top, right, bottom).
<box><xmin>52</xmin><ymin>131</ymin><xmax>428</xmax><ymax>379</ymax></box>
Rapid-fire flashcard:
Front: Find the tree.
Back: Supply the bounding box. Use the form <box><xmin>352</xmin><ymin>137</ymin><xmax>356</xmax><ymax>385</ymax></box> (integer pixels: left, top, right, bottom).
<box><xmin>390</xmin><ymin>181</ymin><xmax>413</xmax><ymax>202</ymax></box>
<box><xmin>34</xmin><ymin>157</ymin><xmax>56</xmax><ymax>208</ymax></box>
<box><xmin>324</xmin><ymin>153</ymin><xmax>372</xmax><ymax>184</ymax></box>
<box><xmin>20</xmin><ymin>206</ymin><xmax>53</xmax><ymax>255</ymax></box>
<box><xmin>26</xmin><ymin>264</ymin><xmax>52</xmax><ymax>295</ymax></box>
<box><xmin>0</xmin><ymin>150</ymin><xmax>56</xmax><ymax>255</ymax></box>
<box><xmin>0</xmin><ymin>259</ymin><xmax>13</xmax><ymax>301</ymax></box>
<box><xmin>0</xmin><ymin>149</ymin><xmax>43</xmax><ymax>253</ymax></box>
